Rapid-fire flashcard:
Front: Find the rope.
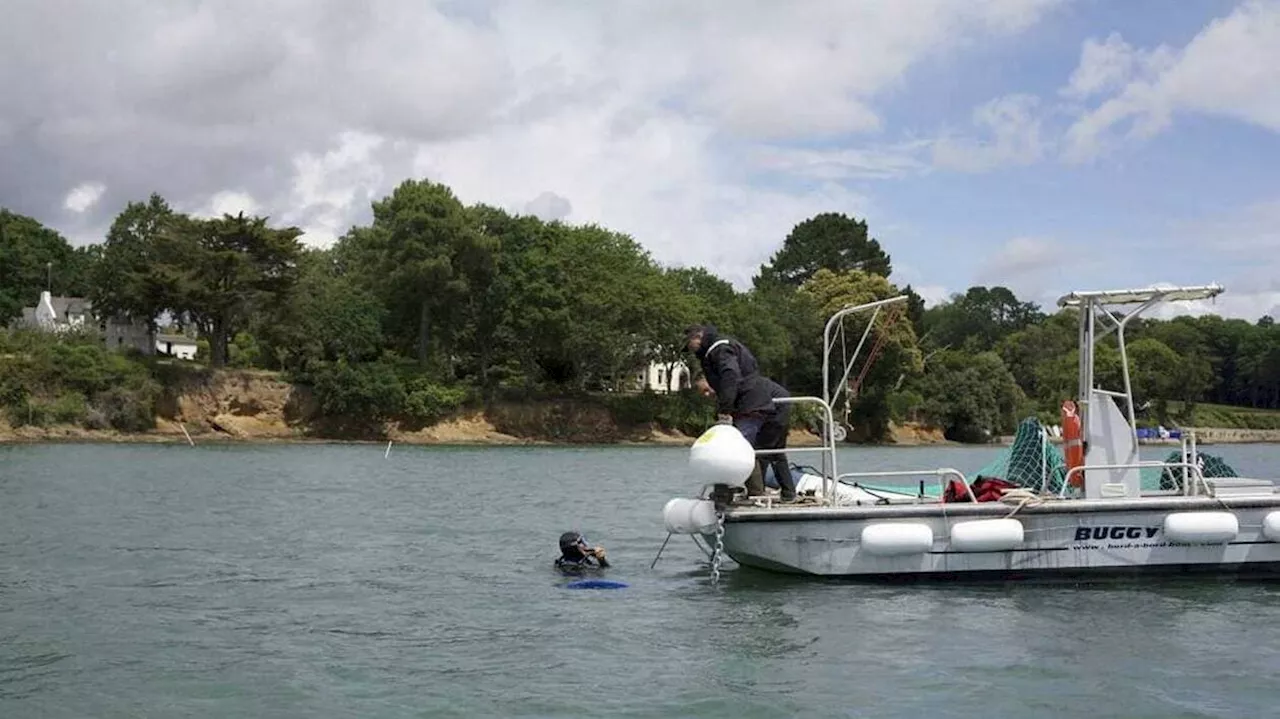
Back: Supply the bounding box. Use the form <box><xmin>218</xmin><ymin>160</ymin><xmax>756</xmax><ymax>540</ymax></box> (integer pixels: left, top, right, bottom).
<box><xmin>849</xmin><ymin>304</ymin><xmax>904</xmax><ymax>399</ymax></box>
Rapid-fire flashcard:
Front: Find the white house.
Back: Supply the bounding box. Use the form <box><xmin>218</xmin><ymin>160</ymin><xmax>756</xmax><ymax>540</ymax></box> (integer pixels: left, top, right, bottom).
<box><xmin>21</xmin><ymin>290</ymin><xmax>92</xmax><ymax>332</ymax></box>
<box><xmin>13</xmin><ymin>290</ymin><xmax>156</xmax><ymax>355</ymax></box>
<box><xmin>155</xmin><ymin>333</ymin><xmax>198</xmax><ymax>360</ymax></box>
<box><xmin>637</xmin><ymin>360</ymin><xmax>691</xmax><ymax>393</ymax></box>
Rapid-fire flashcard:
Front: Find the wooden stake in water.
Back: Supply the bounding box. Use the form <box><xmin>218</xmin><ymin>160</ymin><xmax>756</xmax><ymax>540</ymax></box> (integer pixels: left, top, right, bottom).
<box><xmin>180</xmin><ymin>422</ymin><xmax>195</xmax><ymax>447</ymax></box>
<box><xmin>385</xmin><ymin>440</ymin><xmax>393</xmax><ymax>459</ymax></box>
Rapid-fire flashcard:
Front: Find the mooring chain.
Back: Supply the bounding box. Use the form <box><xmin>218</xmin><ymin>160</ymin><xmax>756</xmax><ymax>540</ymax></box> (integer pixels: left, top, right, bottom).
<box><xmin>710</xmin><ymin>510</ymin><xmax>726</xmax><ymax>584</ymax></box>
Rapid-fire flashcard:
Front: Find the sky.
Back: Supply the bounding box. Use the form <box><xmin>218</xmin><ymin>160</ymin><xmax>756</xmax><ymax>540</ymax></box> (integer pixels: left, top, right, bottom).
<box><xmin>2</xmin><ymin>0</ymin><xmax>1279</xmax><ymax>320</ymax></box>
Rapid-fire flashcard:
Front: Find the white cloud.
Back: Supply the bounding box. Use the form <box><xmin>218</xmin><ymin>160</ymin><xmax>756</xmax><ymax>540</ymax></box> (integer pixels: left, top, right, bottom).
<box><xmin>1063</xmin><ymin>0</ymin><xmax>1280</xmax><ymax>162</ymax></box>
<box><xmin>409</xmin><ymin>99</ymin><xmax>874</xmax><ymax>286</ymax></box>
<box><xmin>749</xmin><ymin>142</ymin><xmax>930</xmax><ymax>181</ymax></box>
<box><xmin>977</xmin><ymin>236</ymin><xmax>1061</xmax><ymax>278</ymax></box>
<box><xmin>1154</xmin><ymin>197</ymin><xmax>1280</xmax><ymax>320</ymax></box>
<box><xmin>0</xmin><ymin>0</ymin><xmax>1066</xmax><ymax>287</ymax></box>
<box><xmin>190</xmin><ymin>191</ymin><xmax>261</xmax><ymax>220</ymax></box>
<box><xmin>932</xmin><ymin>94</ymin><xmax>1046</xmax><ymax>172</ymax></box>
<box><xmin>913</xmin><ymin>285</ymin><xmax>951</xmax><ymax>307</ymax></box>
<box><xmin>62</xmin><ymin>182</ymin><xmax>105</xmax><ymax>213</ymax></box>
<box><xmin>281</xmin><ymin>131</ymin><xmax>389</xmax><ymax>245</ymax></box>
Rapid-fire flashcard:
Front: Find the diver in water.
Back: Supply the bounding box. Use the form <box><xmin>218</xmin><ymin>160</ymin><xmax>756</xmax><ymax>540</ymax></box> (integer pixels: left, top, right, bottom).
<box><xmin>555</xmin><ymin>531</ymin><xmax>610</xmax><ymax>574</ymax></box>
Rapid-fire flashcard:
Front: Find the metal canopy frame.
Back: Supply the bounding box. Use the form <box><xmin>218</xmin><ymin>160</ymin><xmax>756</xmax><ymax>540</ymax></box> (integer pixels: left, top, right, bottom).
<box><xmin>819</xmin><ymin>295</ymin><xmax>908</xmax><ymax>478</ymax></box>
<box><xmin>1056</xmin><ymin>283</ymin><xmax>1224</xmax><ymax>455</ymax></box>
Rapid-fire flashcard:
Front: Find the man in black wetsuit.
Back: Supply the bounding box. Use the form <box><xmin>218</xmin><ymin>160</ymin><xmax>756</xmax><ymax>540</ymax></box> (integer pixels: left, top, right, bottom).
<box><xmin>554</xmin><ymin>531</ymin><xmax>610</xmax><ymax>574</ymax></box>
<box><xmin>685</xmin><ymin>324</ymin><xmax>797</xmax><ymax>502</ymax></box>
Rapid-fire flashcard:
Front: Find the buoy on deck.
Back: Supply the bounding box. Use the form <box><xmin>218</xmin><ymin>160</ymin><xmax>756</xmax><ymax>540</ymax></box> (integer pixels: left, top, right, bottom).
<box><xmin>688</xmin><ymin>424</ymin><xmax>755</xmax><ymax>488</ymax></box>
<box><xmin>564</xmin><ymin>579</ymin><xmax>629</xmax><ymax>590</ymax></box>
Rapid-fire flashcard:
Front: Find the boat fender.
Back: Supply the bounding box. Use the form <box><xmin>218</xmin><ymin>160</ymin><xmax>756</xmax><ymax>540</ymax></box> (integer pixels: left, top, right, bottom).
<box><xmin>860</xmin><ymin>523</ymin><xmax>934</xmax><ymax>556</ymax></box>
<box><xmin>662</xmin><ymin>497</ymin><xmax>719</xmax><ymax>535</ymax></box>
<box><xmin>1263</xmin><ymin>512</ymin><xmax>1280</xmax><ymax>542</ymax></box>
<box><xmin>1163</xmin><ymin>511</ymin><xmax>1238</xmax><ymax>544</ymax></box>
<box><xmin>950</xmin><ymin>518</ymin><xmax>1024</xmax><ymax>552</ymax></box>
<box><xmin>688</xmin><ymin>424</ymin><xmax>755</xmax><ymax>489</ymax></box>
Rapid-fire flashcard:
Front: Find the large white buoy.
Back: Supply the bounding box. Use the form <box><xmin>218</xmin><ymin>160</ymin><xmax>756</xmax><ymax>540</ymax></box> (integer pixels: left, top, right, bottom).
<box><xmin>688</xmin><ymin>423</ymin><xmax>755</xmax><ymax>488</ymax></box>
<box><xmin>662</xmin><ymin>497</ymin><xmax>720</xmax><ymax>534</ymax></box>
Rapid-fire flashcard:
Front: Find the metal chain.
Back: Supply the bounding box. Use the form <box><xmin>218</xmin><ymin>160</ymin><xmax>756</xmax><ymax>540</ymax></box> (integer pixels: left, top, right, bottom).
<box><xmin>710</xmin><ymin>510</ymin><xmax>726</xmax><ymax>584</ymax></box>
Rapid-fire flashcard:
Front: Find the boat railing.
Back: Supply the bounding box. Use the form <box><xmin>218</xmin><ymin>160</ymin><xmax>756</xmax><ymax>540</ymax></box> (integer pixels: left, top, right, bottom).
<box><xmin>753</xmin><ymin>396</ymin><xmax>977</xmax><ymax>506</ymax></box>
<box><xmin>1059</xmin><ymin>462</ymin><xmax>1209</xmax><ymax>499</ymax></box>
<box><xmin>835</xmin><ymin>468</ymin><xmax>971</xmax><ymax>503</ymax></box>
<box><xmin>759</xmin><ymin>396</ymin><xmax>839</xmax><ymax>504</ymax></box>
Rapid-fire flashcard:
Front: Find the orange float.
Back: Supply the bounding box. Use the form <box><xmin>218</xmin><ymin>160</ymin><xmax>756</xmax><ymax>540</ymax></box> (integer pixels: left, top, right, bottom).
<box><xmin>1061</xmin><ymin>399</ymin><xmax>1084</xmax><ymax>488</ymax></box>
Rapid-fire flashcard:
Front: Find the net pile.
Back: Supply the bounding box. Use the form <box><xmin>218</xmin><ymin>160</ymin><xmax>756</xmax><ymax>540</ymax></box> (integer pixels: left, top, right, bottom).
<box><xmin>969</xmin><ymin>417</ymin><xmax>1069</xmax><ymax>494</ymax></box>
<box><xmin>1147</xmin><ymin>450</ymin><xmax>1239</xmax><ymax>491</ymax></box>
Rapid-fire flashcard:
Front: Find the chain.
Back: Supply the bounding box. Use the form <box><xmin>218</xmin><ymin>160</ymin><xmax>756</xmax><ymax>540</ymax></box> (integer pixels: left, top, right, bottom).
<box><xmin>710</xmin><ymin>510</ymin><xmax>726</xmax><ymax>584</ymax></box>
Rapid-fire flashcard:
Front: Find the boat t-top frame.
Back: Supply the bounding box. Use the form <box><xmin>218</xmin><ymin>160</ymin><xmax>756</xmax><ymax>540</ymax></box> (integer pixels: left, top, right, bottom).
<box><xmin>1056</xmin><ymin>283</ymin><xmax>1224</xmax><ymax>456</ymax></box>
<box><xmin>753</xmin><ymin>283</ymin><xmax>1225</xmax><ymax>508</ymax></box>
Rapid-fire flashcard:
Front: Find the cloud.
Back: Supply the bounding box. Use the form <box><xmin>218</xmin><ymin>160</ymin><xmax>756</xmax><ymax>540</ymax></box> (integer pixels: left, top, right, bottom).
<box><xmin>1062</xmin><ymin>0</ymin><xmax>1280</xmax><ymax>162</ymax></box>
<box><xmin>749</xmin><ymin>142</ymin><xmax>930</xmax><ymax>181</ymax></box>
<box><xmin>63</xmin><ymin>182</ymin><xmax>105</xmax><ymax>213</ymax></box>
<box><xmin>0</xmin><ymin>0</ymin><xmax>1062</xmax><ymax>287</ymax></box>
<box><xmin>524</xmin><ymin>191</ymin><xmax>572</xmax><ymax>222</ymax></box>
<box><xmin>1156</xmin><ymin>196</ymin><xmax>1280</xmax><ymax>320</ymax></box>
<box><xmin>932</xmin><ymin>94</ymin><xmax>1046</xmax><ymax>172</ymax></box>
<box><xmin>971</xmin><ymin>236</ymin><xmax>1089</xmax><ymax>307</ymax></box>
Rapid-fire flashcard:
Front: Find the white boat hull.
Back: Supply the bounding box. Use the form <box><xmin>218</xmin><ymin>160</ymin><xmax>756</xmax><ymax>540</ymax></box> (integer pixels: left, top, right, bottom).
<box><xmin>717</xmin><ymin>496</ymin><xmax>1280</xmax><ymax>578</ymax></box>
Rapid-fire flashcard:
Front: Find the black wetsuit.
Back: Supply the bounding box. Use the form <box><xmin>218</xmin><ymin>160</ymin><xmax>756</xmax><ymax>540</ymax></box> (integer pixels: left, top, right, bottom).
<box><xmin>555</xmin><ymin>554</ymin><xmax>609</xmax><ymax>575</ymax></box>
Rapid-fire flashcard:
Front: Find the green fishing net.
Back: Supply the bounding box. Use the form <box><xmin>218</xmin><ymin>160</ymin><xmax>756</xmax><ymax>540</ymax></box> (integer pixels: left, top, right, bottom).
<box><xmin>970</xmin><ymin>416</ymin><xmax>1069</xmax><ymax>494</ymax></box>
<box><xmin>971</xmin><ymin>416</ymin><xmax>1239</xmax><ymax>494</ymax></box>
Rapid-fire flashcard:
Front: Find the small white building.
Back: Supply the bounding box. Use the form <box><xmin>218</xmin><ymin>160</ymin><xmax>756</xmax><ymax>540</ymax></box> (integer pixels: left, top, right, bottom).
<box><xmin>637</xmin><ymin>360</ymin><xmax>691</xmax><ymax>393</ymax></box>
<box><xmin>156</xmin><ymin>333</ymin><xmax>198</xmax><ymax>360</ymax></box>
<box><xmin>22</xmin><ymin>290</ymin><xmax>92</xmax><ymax>333</ymax></box>
<box><xmin>14</xmin><ymin>290</ymin><xmax>155</xmax><ymax>354</ymax></box>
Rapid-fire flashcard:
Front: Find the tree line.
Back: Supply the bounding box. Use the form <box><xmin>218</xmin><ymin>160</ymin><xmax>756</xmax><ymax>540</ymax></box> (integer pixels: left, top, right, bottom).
<box><xmin>2</xmin><ymin>179</ymin><xmax>1278</xmax><ymax>442</ymax></box>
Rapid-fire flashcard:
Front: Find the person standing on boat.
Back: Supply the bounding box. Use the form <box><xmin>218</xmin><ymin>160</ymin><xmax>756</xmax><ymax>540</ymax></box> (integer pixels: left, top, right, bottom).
<box><xmin>685</xmin><ymin>324</ymin><xmax>797</xmax><ymax>502</ymax></box>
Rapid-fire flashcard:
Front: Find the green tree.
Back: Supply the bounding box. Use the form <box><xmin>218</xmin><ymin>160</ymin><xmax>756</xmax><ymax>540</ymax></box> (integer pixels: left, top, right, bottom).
<box><xmin>253</xmin><ymin>248</ymin><xmax>385</xmax><ymax>372</ymax></box>
<box><xmin>754</xmin><ymin>212</ymin><xmax>892</xmax><ymax>289</ymax></box>
<box><xmin>915</xmin><ymin>350</ymin><xmax>1025</xmax><ymax>442</ymax></box>
<box><xmin>0</xmin><ymin>209</ymin><xmax>93</xmax><ymax>323</ymax></box>
<box><xmin>922</xmin><ymin>285</ymin><xmax>1044</xmax><ymax>352</ymax></box>
<box><xmin>89</xmin><ymin>193</ymin><xmax>176</xmax><ymax>332</ymax></box>
<box><xmin>164</xmin><ymin>212</ymin><xmax>304</xmax><ymax>367</ymax></box>
<box><xmin>340</xmin><ymin>179</ymin><xmax>494</xmax><ymax>366</ymax></box>
<box><xmin>1126</xmin><ymin>337</ymin><xmax>1183</xmax><ymax>424</ymax></box>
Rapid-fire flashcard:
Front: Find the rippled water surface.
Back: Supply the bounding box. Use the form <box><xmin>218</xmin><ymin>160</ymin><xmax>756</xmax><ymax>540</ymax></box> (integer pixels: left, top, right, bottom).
<box><xmin>4</xmin><ymin>442</ymin><xmax>1280</xmax><ymax>718</ymax></box>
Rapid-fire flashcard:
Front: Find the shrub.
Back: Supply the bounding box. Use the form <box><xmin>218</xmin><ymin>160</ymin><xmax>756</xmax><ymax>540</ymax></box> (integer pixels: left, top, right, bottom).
<box><xmin>402</xmin><ymin>378</ymin><xmax>469</xmax><ymax>423</ymax></box>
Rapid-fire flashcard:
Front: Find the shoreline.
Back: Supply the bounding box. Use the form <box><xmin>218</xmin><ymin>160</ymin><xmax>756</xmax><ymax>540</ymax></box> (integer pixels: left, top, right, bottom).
<box><xmin>5</xmin><ymin>425</ymin><xmax>1280</xmax><ymax>448</ymax></box>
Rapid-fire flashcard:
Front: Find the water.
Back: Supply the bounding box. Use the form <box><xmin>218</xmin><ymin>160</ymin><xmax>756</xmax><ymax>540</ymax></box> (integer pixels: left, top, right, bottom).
<box><xmin>3</xmin><ymin>442</ymin><xmax>1280</xmax><ymax>718</ymax></box>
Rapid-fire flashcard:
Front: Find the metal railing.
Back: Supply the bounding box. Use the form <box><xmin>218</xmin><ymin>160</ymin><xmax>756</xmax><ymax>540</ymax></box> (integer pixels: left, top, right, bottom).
<box><xmin>1059</xmin><ymin>461</ymin><xmax>1209</xmax><ymax>498</ymax></box>
<box><xmin>835</xmin><ymin>468</ymin><xmax>971</xmax><ymax>503</ymax></box>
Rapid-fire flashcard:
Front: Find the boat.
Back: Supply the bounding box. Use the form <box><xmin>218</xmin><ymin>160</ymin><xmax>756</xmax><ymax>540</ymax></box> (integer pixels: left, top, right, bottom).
<box><xmin>659</xmin><ymin>282</ymin><xmax>1280</xmax><ymax>580</ymax></box>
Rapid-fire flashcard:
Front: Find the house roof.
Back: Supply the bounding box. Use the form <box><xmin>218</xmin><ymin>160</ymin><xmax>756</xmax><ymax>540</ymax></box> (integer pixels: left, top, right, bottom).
<box><xmin>156</xmin><ymin>333</ymin><xmax>198</xmax><ymax>345</ymax></box>
<box><xmin>49</xmin><ymin>296</ymin><xmax>92</xmax><ymax>316</ymax></box>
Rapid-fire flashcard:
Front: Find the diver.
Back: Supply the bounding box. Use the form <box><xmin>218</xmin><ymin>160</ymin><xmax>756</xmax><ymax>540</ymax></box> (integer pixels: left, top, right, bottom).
<box><xmin>555</xmin><ymin>531</ymin><xmax>610</xmax><ymax>574</ymax></box>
